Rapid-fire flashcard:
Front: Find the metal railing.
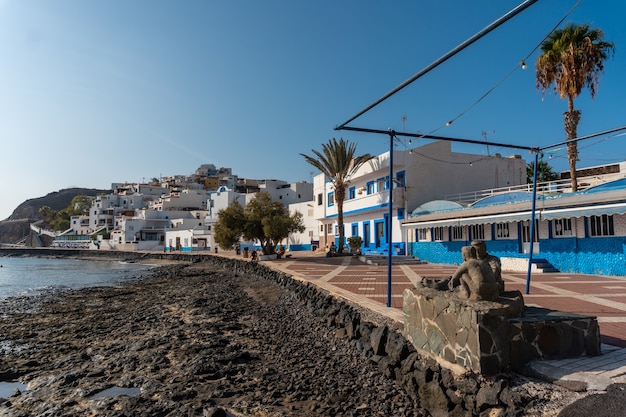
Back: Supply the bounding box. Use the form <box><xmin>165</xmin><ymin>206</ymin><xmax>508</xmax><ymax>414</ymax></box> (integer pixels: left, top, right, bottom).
<box><xmin>444</xmin><ymin>172</ymin><xmax>626</xmax><ymax>205</ymax></box>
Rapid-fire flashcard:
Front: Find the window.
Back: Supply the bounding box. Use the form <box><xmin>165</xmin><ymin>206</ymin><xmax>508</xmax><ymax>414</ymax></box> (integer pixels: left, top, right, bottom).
<box><xmin>366</xmin><ymin>181</ymin><xmax>375</xmax><ymax>195</ymax></box>
<box><xmin>397</xmin><ymin>208</ymin><xmax>405</xmax><ymax>220</ymax></box>
<box><xmin>396</xmin><ymin>171</ymin><xmax>406</xmax><ymax>187</ymax></box>
<box><xmin>553</xmin><ymin>218</ymin><xmax>572</xmax><ymax>237</ymax></box>
<box><xmin>433</xmin><ymin>227</ymin><xmax>444</xmax><ymax>241</ymax></box>
<box><xmin>496</xmin><ymin>223</ymin><xmax>510</xmax><ymax>239</ymax></box>
<box><xmin>418</xmin><ymin>228</ymin><xmax>428</xmax><ymax>241</ymax></box>
<box><xmin>348</xmin><ymin>186</ymin><xmax>356</xmax><ymax>200</ymax></box>
<box><xmin>471</xmin><ymin>224</ymin><xmax>485</xmax><ymax>240</ymax></box>
<box><xmin>590</xmin><ymin>214</ymin><xmax>614</xmax><ymax>237</ymax></box>
<box><xmin>376</xmin><ymin>178</ymin><xmax>384</xmax><ymax>192</ymax></box>
<box><xmin>317</xmin><ymin>193</ymin><xmax>323</xmax><ymax>205</ymax></box>
<box><xmin>451</xmin><ymin>226</ymin><xmax>464</xmax><ymax>241</ymax></box>
<box><xmin>328</xmin><ymin>192</ymin><xmax>335</xmax><ymax>207</ymax></box>
<box><xmin>351</xmin><ymin>224</ymin><xmax>358</xmax><ymax>236</ymax></box>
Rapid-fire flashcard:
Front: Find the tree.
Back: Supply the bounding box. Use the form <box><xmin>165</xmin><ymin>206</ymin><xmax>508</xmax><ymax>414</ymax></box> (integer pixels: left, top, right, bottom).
<box><xmin>526</xmin><ymin>160</ymin><xmax>558</xmax><ymax>184</ymax></box>
<box><xmin>68</xmin><ymin>195</ymin><xmax>93</xmax><ymax>216</ymax></box>
<box><xmin>214</xmin><ymin>200</ymin><xmax>245</xmax><ymax>250</ymax></box>
<box><xmin>536</xmin><ymin>23</ymin><xmax>614</xmax><ymax>191</ymax></box>
<box><xmin>301</xmin><ymin>138</ymin><xmax>374</xmax><ymax>253</ymax></box>
<box><xmin>214</xmin><ymin>192</ymin><xmax>305</xmax><ymax>255</ymax></box>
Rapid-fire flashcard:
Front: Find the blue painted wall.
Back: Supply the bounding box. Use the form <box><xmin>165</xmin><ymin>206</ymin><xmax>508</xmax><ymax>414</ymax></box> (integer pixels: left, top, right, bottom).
<box><xmin>409</xmin><ymin>236</ymin><xmax>626</xmax><ymax>276</ymax></box>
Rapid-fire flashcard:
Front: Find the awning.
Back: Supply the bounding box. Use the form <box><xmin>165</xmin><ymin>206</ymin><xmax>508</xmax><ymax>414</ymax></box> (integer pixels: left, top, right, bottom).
<box><xmin>540</xmin><ymin>202</ymin><xmax>626</xmax><ymax>220</ymax></box>
<box><xmin>403</xmin><ymin>210</ymin><xmax>533</xmax><ymax>228</ymax></box>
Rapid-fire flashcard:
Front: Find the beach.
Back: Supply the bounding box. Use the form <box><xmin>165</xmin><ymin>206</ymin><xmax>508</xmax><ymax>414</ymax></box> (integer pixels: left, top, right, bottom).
<box><xmin>0</xmin><ymin>261</ymin><xmax>425</xmax><ymax>416</ymax></box>
<box><xmin>1</xmin><ymin>253</ymin><xmax>614</xmax><ymax>416</ymax></box>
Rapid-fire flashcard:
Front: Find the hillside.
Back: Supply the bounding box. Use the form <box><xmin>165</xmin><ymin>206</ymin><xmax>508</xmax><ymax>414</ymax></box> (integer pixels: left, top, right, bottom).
<box><xmin>0</xmin><ymin>188</ymin><xmax>110</xmax><ymax>244</ymax></box>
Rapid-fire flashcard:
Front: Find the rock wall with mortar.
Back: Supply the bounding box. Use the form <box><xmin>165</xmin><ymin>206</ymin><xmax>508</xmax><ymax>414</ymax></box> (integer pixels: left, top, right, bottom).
<box><xmin>403</xmin><ymin>286</ymin><xmax>600</xmax><ymax>376</ymax></box>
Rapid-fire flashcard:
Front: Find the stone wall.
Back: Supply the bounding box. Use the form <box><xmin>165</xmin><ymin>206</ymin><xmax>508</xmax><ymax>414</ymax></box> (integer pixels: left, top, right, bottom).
<box><xmin>403</xmin><ymin>286</ymin><xmax>600</xmax><ymax>376</ymax></box>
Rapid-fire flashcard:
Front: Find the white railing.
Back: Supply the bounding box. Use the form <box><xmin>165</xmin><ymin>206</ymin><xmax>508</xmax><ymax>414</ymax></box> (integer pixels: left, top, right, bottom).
<box><xmin>444</xmin><ymin>172</ymin><xmax>626</xmax><ymax>204</ymax></box>
<box><xmin>30</xmin><ymin>221</ymin><xmax>60</xmax><ymax>238</ymax></box>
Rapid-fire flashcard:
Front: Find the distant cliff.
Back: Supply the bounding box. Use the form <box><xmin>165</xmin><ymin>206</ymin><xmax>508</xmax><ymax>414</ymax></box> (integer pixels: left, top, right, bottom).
<box><xmin>0</xmin><ymin>188</ymin><xmax>110</xmax><ymax>245</ymax></box>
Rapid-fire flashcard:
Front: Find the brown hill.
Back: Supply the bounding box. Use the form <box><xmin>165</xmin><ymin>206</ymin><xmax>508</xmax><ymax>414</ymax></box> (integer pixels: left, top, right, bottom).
<box><xmin>0</xmin><ymin>188</ymin><xmax>110</xmax><ymax>244</ymax></box>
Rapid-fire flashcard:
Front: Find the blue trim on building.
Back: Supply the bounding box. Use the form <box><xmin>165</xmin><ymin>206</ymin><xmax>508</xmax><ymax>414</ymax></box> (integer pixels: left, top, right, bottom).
<box><xmin>325</xmin><ymin>202</ymin><xmax>390</xmax><ymax>219</ymax></box>
<box><xmin>409</xmin><ymin>236</ymin><xmax>626</xmax><ymax>276</ymax></box>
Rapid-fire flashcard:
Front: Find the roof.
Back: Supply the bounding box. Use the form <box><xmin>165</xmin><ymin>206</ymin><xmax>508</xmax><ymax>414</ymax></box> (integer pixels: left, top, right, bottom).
<box><xmin>402</xmin><ymin>178</ymin><xmax>626</xmax><ymax>228</ymax></box>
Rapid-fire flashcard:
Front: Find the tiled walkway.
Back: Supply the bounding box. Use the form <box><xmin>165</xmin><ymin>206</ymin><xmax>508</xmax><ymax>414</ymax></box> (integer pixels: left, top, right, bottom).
<box><xmin>259</xmin><ymin>253</ymin><xmax>626</xmax><ymax>390</ymax></box>
<box><xmin>268</xmin><ymin>255</ymin><xmax>626</xmax><ymax>348</ymax></box>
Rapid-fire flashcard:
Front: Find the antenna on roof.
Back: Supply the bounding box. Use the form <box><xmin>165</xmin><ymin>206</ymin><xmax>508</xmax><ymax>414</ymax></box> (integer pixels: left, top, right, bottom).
<box><xmin>482</xmin><ymin>129</ymin><xmax>495</xmax><ymax>156</ymax></box>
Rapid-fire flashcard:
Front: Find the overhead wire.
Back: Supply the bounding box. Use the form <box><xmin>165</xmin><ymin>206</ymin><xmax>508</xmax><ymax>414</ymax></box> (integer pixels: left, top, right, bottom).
<box><xmin>426</xmin><ymin>0</ymin><xmax>583</xmax><ymax>133</ymax></box>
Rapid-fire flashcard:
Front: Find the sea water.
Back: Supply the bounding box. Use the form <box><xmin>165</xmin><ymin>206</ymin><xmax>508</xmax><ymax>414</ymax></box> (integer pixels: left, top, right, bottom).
<box><xmin>0</xmin><ymin>257</ymin><xmax>155</xmax><ymax>299</ymax></box>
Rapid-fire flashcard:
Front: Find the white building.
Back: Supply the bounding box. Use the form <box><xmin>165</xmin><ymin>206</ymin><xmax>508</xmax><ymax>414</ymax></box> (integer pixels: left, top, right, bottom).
<box><xmin>257</xmin><ymin>180</ymin><xmax>314</xmax><ymax>207</ymax></box>
<box><xmin>151</xmin><ymin>189</ymin><xmax>210</xmax><ymax>211</ymax></box>
<box><xmin>164</xmin><ymin>212</ymin><xmax>213</xmax><ymax>252</ymax></box>
<box><xmin>313</xmin><ymin>140</ymin><xmax>526</xmax><ymax>255</ymax></box>
<box><xmin>285</xmin><ymin>201</ymin><xmax>319</xmax><ymax>251</ymax></box>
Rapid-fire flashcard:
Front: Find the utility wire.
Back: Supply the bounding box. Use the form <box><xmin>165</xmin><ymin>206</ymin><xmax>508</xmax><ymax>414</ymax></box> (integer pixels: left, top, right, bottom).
<box><xmin>440</xmin><ymin>0</ymin><xmax>583</xmax><ymax>128</ymax></box>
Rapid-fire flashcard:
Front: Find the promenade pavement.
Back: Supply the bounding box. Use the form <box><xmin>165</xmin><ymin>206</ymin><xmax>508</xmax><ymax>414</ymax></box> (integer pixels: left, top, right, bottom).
<box><xmin>244</xmin><ymin>251</ymin><xmax>626</xmax><ymax>392</ymax></box>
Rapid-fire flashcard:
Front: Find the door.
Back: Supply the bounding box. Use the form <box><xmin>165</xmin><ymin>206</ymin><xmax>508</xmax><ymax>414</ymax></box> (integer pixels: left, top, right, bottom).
<box><xmin>375</xmin><ymin>220</ymin><xmax>385</xmax><ymax>248</ymax></box>
<box><xmin>520</xmin><ymin>220</ymin><xmax>539</xmax><ymax>254</ymax></box>
<box><xmin>363</xmin><ymin>222</ymin><xmax>370</xmax><ymax>251</ymax></box>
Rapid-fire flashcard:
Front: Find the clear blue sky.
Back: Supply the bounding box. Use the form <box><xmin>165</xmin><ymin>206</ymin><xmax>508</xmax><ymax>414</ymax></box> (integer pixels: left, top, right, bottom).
<box><xmin>1</xmin><ymin>0</ymin><xmax>624</xmax><ymax>220</ymax></box>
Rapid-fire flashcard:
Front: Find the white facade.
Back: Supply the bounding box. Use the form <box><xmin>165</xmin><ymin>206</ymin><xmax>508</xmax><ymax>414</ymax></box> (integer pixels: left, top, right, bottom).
<box><xmin>285</xmin><ymin>201</ymin><xmax>318</xmax><ymax>251</ymax></box>
<box><xmin>165</xmin><ymin>213</ymin><xmax>214</xmax><ymax>252</ymax></box>
<box><xmin>314</xmin><ymin>140</ymin><xmax>527</xmax><ymax>255</ymax></box>
<box><xmin>209</xmin><ymin>186</ymin><xmax>247</xmax><ymax>219</ymax></box>
<box><xmin>90</xmin><ymin>193</ymin><xmax>149</xmax><ymax>234</ymax></box>
<box><xmin>258</xmin><ymin>180</ymin><xmax>314</xmax><ymax>206</ymax></box>
<box><xmin>151</xmin><ymin>189</ymin><xmax>210</xmax><ymax>211</ymax></box>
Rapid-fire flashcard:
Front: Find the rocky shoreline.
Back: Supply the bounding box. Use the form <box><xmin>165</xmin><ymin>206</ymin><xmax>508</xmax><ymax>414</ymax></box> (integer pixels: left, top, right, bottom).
<box><xmin>0</xmin><ymin>254</ymin><xmax>599</xmax><ymax>416</ymax></box>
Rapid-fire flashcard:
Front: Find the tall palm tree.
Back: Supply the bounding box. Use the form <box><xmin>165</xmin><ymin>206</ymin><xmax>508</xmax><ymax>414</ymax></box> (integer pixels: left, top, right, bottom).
<box><xmin>301</xmin><ymin>138</ymin><xmax>374</xmax><ymax>253</ymax></box>
<box><xmin>536</xmin><ymin>23</ymin><xmax>614</xmax><ymax>191</ymax></box>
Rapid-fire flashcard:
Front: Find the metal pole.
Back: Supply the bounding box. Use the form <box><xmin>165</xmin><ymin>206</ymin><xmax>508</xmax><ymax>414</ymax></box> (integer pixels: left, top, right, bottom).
<box><xmin>335</xmin><ymin>0</ymin><xmax>539</xmax><ymax>130</ymax></box>
<box><xmin>525</xmin><ymin>151</ymin><xmax>539</xmax><ymax>294</ymax></box>
<box><xmin>387</xmin><ymin>130</ymin><xmax>394</xmax><ymax>307</ymax></box>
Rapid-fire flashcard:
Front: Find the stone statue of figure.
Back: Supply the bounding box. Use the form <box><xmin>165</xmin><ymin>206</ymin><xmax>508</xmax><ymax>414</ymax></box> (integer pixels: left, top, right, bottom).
<box><xmin>449</xmin><ymin>246</ymin><xmax>500</xmax><ymax>302</ymax></box>
<box><xmin>471</xmin><ymin>239</ymin><xmax>504</xmax><ymax>294</ymax></box>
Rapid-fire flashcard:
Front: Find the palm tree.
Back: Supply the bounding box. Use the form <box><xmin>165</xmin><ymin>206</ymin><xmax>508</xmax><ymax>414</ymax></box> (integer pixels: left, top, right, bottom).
<box><xmin>526</xmin><ymin>159</ymin><xmax>558</xmax><ymax>184</ymax></box>
<box><xmin>301</xmin><ymin>138</ymin><xmax>374</xmax><ymax>253</ymax></box>
<box><xmin>536</xmin><ymin>23</ymin><xmax>614</xmax><ymax>191</ymax></box>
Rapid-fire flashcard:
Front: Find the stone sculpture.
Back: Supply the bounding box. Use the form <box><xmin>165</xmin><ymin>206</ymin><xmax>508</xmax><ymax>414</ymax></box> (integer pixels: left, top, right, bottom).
<box><xmin>420</xmin><ymin>244</ymin><xmax>501</xmax><ymax>302</ymax></box>
<box><xmin>472</xmin><ymin>239</ymin><xmax>504</xmax><ymax>294</ymax></box>
<box><xmin>449</xmin><ymin>246</ymin><xmax>500</xmax><ymax>301</ymax></box>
